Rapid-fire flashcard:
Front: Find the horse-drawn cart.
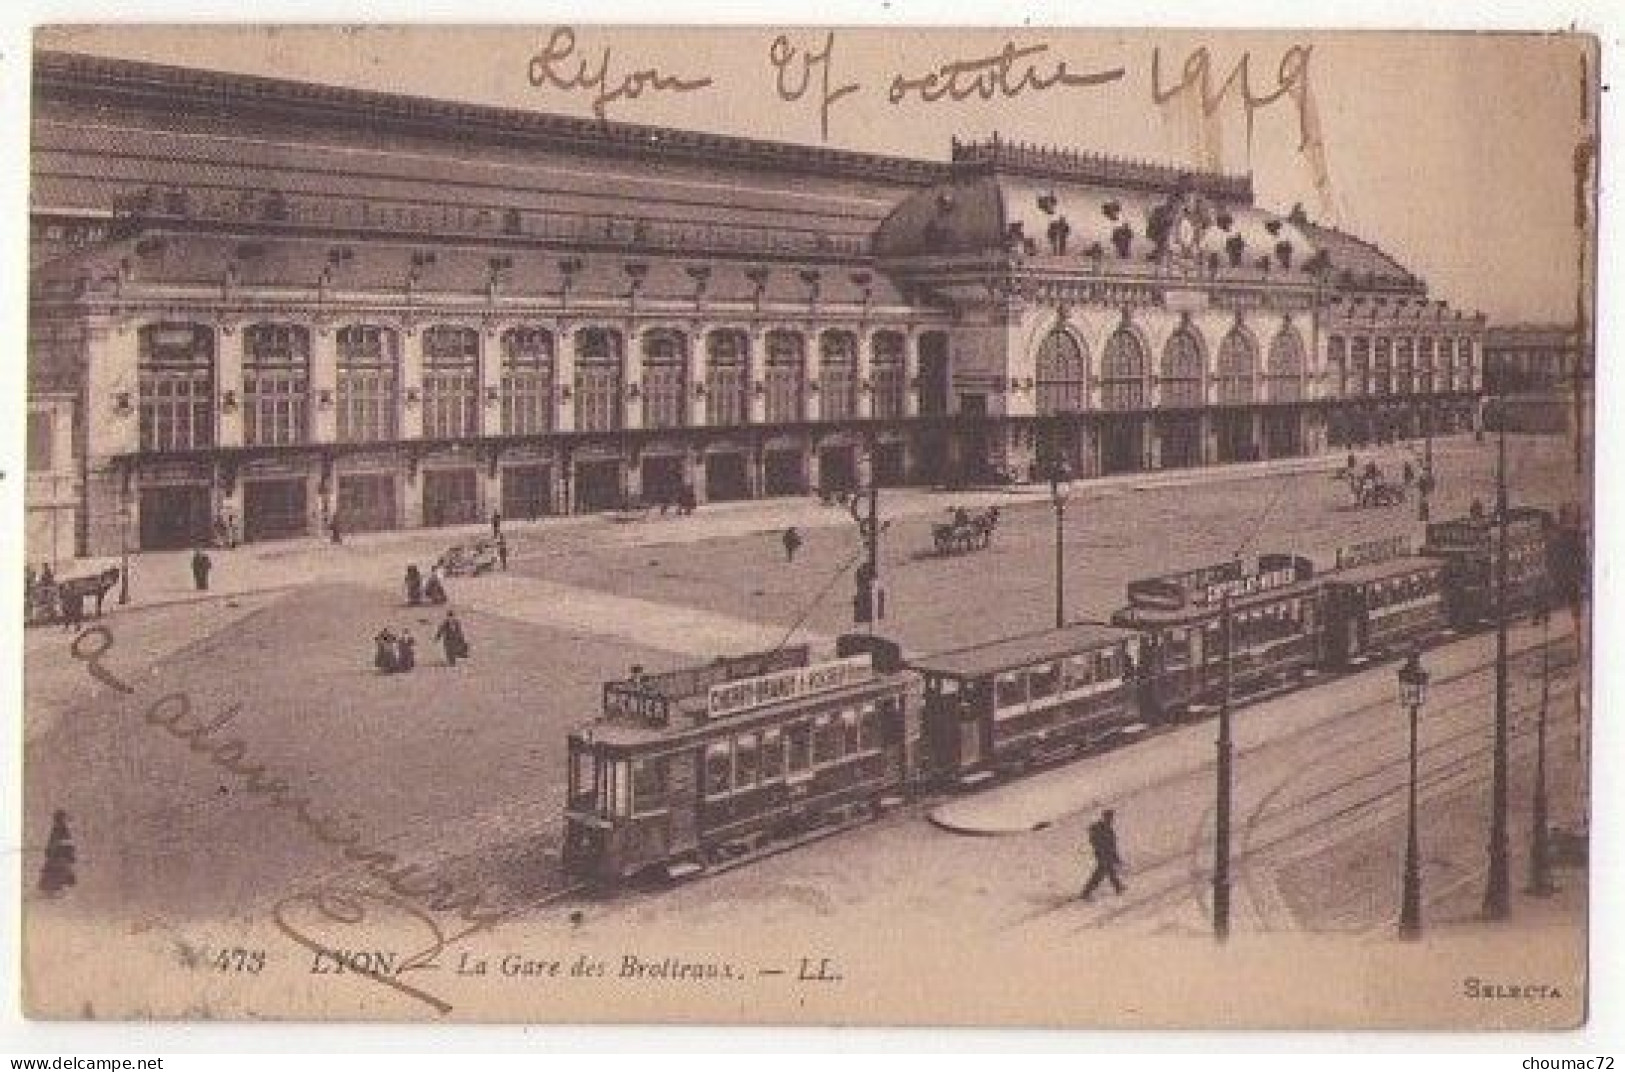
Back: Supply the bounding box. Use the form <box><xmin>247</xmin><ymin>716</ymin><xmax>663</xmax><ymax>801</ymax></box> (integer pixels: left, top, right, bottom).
<box><xmin>25</xmin><ymin>561</ymin><xmax>122</xmax><ymax>627</ymax></box>
<box><xmin>932</xmin><ymin>507</ymin><xmax>1001</xmax><ymax>556</ymax></box>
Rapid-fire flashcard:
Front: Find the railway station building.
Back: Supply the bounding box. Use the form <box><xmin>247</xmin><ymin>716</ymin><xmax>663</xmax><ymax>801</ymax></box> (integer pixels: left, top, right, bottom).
<box><xmin>29</xmin><ymin>51</ymin><xmax>1485</xmax><ymax>557</ymax></box>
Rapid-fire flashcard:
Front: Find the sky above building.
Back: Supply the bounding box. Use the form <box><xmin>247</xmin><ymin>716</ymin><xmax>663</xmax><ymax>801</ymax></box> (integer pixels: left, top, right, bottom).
<box><xmin>35</xmin><ymin>24</ymin><xmax>1595</xmax><ymax>325</ymax></box>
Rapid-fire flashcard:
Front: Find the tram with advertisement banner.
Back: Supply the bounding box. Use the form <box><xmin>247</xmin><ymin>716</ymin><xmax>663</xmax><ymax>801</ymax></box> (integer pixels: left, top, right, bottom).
<box><xmin>1109</xmin><ymin>553</ymin><xmax>1321</xmax><ymax>713</ymax></box>
<box><xmin>562</xmin><ymin>639</ymin><xmax>921</xmax><ymax>883</ymax></box>
<box><xmin>1422</xmin><ymin>506</ymin><xmax>1555</xmax><ymax>627</ymax></box>
<box><xmin>563</xmin><ymin>511</ymin><xmax>1560</xmax><ymax>886</ymax></box>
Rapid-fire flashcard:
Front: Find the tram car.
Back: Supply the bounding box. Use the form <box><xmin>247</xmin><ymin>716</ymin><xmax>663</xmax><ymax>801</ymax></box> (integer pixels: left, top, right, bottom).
<box><xmin>911</xmin><ymin>623</ymin><xmax>1143</xmax><ymax>786</ymax></box>
<box><xmin>1320</xmin><ymin>537</ymin><xmax>1450</xmax><ymax>669</ymax></box>
<box><xmin>1421</xmin><ymin>507</ymin><xmax>1554</xmax><ymax>628</ymax></box>
<box><xmin>562</xmin><ymin>639</ymin><xmax>921</xmax><ymax>884</ymax></box>
<box><xmin>1109</xmin><ymin>553</ymin><xmax>1322</xmax><ymax>715</ymax></box>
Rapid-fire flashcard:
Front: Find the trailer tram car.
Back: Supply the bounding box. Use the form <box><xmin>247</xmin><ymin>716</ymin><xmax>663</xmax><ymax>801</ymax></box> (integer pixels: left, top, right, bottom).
<box><xmin>1421</xmin><ymin>507</ymin><xmax>1554</xmax><ymax>628</ymax></box>
<box><xmin>1321</xmin><ymin>537</ymin><xmax>1450</xmax><ymax>669</ymax></box>
<box><xmin>563</xmin><ymin>641</ymin><xmax>920</xmax><ymax>884</ymax></box>
<box><xmin>912</xmin><ymin>624</ymin><xmax>1144</xmax><ymax>787</ymax></box>
<box><xmin>1110</xmin><ymin>553</ymin><xmax>1321</xmax><ymax>715</ymax></box>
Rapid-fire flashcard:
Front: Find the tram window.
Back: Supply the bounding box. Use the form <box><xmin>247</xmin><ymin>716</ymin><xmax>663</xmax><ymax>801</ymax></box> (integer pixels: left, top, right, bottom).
<box><xmin>1064</xmin><ymin>654</ymin><xmax>1094</xmax><ymax>691</ymax></box>
<box><xmin>841</xmin><ymin>709</ymin><xmax>860</xmax><ymax>754</ymax></box>
<box><xmin>610</xmin><ymin>760</ymin><xmax>631</xmax><ymax>818</ymax></box>
<box><xmin>1099</xmin><ymin>650</ymin><xmax>1118</xmax><ymax>680</ymax></box>
<box><xmin>813</xmin><ymin>713</ymin><xmax>839</xmax><ymax>765</ymax></box>
<box><xmin>632</xmin><ymin>756</ymin><xmax>668</xmax><ymax>814</ymax></box>
<box><xmin>704</xmin><ymin>740</ymin><xmax>732</xmax><ymax>797</ymax></box>
<box><xmin>858</xmin><ymin>704</ymin><xmax>881</xmax><ymax>752</ymax></box>
<box><xmin>995</xmin><ymin>672</ymin><xmax>1027</xmax><ymax>711</ymax></box>
<box><xmin>735</xmin><ymin>734</ymin><xmax>759</xmax><ymax>789</ymax></box>
<box><xmin>1164</xmin><ymin>630</ymin><xmax>1190</xmax><ymax>668</ymax></box>
<box><xmin>761</xmin><ymin>728</ymin><xmax>784</xmax><ymax>780</ymax></box>
<box><xmin>787</xmin><ymin>722</ymin><xmax>812</xmax><ymax>774</ymax></box>
<box><xmin>570</xmin><ymin>749</ymin><xmax>597</xmax><ymax>805</ymax></box>
<box><xmin>1029</xmin><ymin>661</ymin><xmax>1061</xmax><ymax>701</ymax></box>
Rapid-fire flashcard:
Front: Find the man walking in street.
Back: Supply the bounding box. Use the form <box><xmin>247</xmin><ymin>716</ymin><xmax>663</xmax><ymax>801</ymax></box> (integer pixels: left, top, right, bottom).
<box><xmin>434</xmin><ymin>610</ymin><xmax>470</xmax><ymax>667</ymax></box>
<box><xmin>491</xmin><ymin>509</ymin><xmax>503</xmax><ymax>540</ymax></box>
<box><xmin>1080</xmin><ymin>808</ymin><xmax>1126</xmax><ymax>900</ymax></box>
<box><xmin>191</xmin><ymin>547</ymin><xmax>212</xmax><ymax>592</ymax></box>
<box><xmin>782</xmin><ymin>526</ymin><xmax>803</xmax><ymax>563</ymax></box>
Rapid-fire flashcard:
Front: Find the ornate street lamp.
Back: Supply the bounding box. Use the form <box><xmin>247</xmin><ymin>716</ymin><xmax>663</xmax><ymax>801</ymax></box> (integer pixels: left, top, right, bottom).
<box><xmin>1528</xmin><ymin>605</ymin><xmax>1556</xmax><ymax>896</ymax></box>
<box><xmin>117</xmin><ymin>497</ymin><xmax>132</xmax><ymax>606</ymax></box>
<box><xmin>1397</xmin><ymin>650</ymin><xmax>1430</xmax><ymax>939</ymax></box>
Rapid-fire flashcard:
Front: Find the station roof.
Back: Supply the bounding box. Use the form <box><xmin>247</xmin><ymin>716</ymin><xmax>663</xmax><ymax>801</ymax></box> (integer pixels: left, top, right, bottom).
<box><xmin>910</xmin><ymin>622</ymin><xmax>1131</xmax><ymax>680</ymax></box>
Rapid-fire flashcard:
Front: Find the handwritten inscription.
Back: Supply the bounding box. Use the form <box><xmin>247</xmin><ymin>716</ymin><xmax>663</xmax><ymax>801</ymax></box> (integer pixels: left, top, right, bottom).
<box><xmin>887</xmin><ymin>41</ymin><xmax>1125</xmax><ymax>104</ymax></box>
<box><xmin>769</xmin><ymin>32</ymin><xmax>861</xmax><ymax>143</ymax></box>
<box><xmin>528</xmin><ymin>26</ymin><xmax>715</xmax><ymax>123</ymax></box>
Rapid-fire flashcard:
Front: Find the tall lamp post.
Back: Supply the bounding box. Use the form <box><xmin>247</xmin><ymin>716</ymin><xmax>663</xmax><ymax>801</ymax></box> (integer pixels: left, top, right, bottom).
<box><xmin>117</xmin><ymin>499</ymin><xmax>132</xmax><ymax>606</ymax></box>
<box><xmin>1418</xmin><ymin>405</ymin><xmax>1434</xmax><ymax>523</ymax></box>
<box><xmin>1213</xmin><ymin>588</ymin><xmax>1234</xmax><ymax>943</ymax></box>
<box><xmin>1485</xmin><ymin>393</ymin><xmax>1512</xmax><ymax>920</ymax></box>
<box><xmin>1528</xmin><ymin>604</ymin><xmax>1556</xmax><ymax>896</ymax></box>
<box><xmin>1397</xmin><ymin>650</ymin><xmax>1430</xmax><ymax>939</ymax></box>
<box><xmin>1049</xmin><ymin>467</ymin><xmax>1072</xmax><ymax>629</ymax></box>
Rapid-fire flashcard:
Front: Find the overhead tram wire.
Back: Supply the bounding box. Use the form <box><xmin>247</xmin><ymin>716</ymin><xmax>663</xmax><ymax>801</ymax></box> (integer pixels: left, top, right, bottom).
<box><xmin>772</xmin><ymin>543</ymin><xmax>869</xmax><ymax>655</ymax></box>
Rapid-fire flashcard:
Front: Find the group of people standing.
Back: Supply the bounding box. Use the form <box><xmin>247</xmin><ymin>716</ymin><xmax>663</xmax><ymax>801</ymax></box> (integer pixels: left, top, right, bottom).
<box><xmin>403</xmin><ymin>563</ymin><xmax>449</xmax><ymax>606</ymax></box>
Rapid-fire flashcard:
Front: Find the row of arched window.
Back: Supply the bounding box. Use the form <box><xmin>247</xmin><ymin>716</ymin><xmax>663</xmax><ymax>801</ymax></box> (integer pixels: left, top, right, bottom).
<box><xmin>135</xmin><ymin>323</ymin><xmax>913</xmax><ymax>452</ymax></box>
<box><xmin>1330</xmin><ymin>335</ymin><xmax>1476</xmax><ymax>398</ymax></box>
<box><xmin>1033</xmin><ymin>324</ymin><xmax>1309</xmax><ymax>414</ymax></box>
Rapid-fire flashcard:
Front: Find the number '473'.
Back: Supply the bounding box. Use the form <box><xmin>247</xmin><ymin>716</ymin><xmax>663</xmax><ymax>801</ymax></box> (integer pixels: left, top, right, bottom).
<box><xmin>213</xmin><ymin>947</ymin><xmax>266</xmax><ymax>973</ymax></box>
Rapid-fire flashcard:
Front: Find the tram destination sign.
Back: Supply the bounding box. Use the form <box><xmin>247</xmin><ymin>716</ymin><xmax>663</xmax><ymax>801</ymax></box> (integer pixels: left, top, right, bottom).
<box><xmin>1196</xmin><ymin>566</ymin><xmax>1297</xmax><ymax>606</ymax></box>
<box><xmin>707</xmin><ymin>654</ymin><xmax>873</xmax><ymax>720</ymax></box>
<box><xmin>1335</xmin><ymin>535</ymin><xmax>1412</xmax><ymax>570</ymax></box>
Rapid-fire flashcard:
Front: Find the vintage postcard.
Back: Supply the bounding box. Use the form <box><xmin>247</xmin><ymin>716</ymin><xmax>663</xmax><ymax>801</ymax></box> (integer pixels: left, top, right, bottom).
<box><xmin>17</xmin><ymin>23</ymin><xmax>1596</xmax><ymax>1028</ymax></box>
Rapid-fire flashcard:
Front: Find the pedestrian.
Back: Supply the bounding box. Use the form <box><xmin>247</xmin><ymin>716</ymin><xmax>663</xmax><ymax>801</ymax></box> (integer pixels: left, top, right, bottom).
<box><xmin>396</xmin><ymin>630</ymin><xmax>417</xmax><ymax>673</ymax></box>
<box><xmin>1470</xmin><ymin>497</ymin><xmax>1486</xmax><ymax>522</ymax></box>
<box><xmin>1402</xmin><ymin>460</ymin><xmax>1416</xmax><ymax>488</ymax></box>
<box><xmin>1080</xmin><ymin>808</ymin><xmax>1126</xmax><ymax>900</ymax></box>
<box><xmin>374</xmin><ymin>628</ymin><xmax>399</xmax><ymax>674</ymax></box>
<box><xmin>434</xmin><ymin>610</ymin><xmax>470</xmax><ymax>667</ymax></box>
<box><xmin>227</xmin><ymin>510</ymin><xmax>241</xmax><ymax>549</ymax></box>
<box><xmin>782</xmin><ymin>526</ymin><xmax>803</xmax><ymax>562</ymax></box>
<box><xmin>678</xmin><ymin>483</ymin><xmax>696</xmax><ymax>516</ymax></box>
<box><xmin>405</xmin><ymin>564</ymin><xmax>423</xmax><ymax>606</ymax></box>
<box><xmin>330</xmin><ymin>512</ymin><xmax>344</xmax><ymax>545</ymax></box>
<box><xmin>191</xmin><ymin>547</ymin><xmax>212</xmax><ymax>592</ymax></box>
<box><xmin>497</xmin><ymin>534</ymin><xmax>509</xmax><ymax>571</ymax></box>
<box><xmin>424</xmin><ymin>572</ymin><xmax>447</xmax><ymax>605</ymax></box>
<box><xmin>491</xmin><ymin>509</ymin><xmax>503</xmax><ymax>540</ymax></box>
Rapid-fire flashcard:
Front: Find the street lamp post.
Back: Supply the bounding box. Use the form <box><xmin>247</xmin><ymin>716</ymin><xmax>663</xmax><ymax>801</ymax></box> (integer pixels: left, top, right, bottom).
<box><xmin>1485</xmin><ymin>394</ymin><xmax>1512</xmax><ymax>920</ymax></box>
<box><xmin>1213</xmin><ymin>589</ymin><xmax>1234</xmax><ymax>943</ymax></box>
<box><xmin>1528</xmin><ymin>605</ymin><xmax>1556</xmax><ymax>896</ymax></box>
<box><xmin>1049</xmin><ymin>470</ymin><xmax>1072</xmax><ymax>630</ymax></box>
<box><xmin>1397</xmin><ymin>651</ymin><xmax>1430</xmax><ymax>939</ymax></box>
<box><xmin>118</xmin><ymin>501</ymin><xmax>132</xmax><ymax>606</ymax></box>
<box><xmin>1418</xmin><ymin>406</ymin><xmax>1434</xmax><ymax>523</ymax></box>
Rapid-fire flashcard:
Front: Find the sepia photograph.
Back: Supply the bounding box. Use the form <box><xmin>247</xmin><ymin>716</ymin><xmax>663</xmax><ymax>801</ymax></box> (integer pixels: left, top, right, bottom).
<box><xmin>12</xmin><ymin>18</ymin><xmax>1602</xmax><ymax>1033</ymax></box>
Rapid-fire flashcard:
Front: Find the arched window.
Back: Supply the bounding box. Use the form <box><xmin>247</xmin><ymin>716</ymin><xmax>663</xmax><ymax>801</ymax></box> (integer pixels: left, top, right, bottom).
<box><xmin>1160</xmin><ymin>327</ymin><xmax>1205</xmax><ymax>408</ymax></box>
<box><xmin>705</xmin><ymin>331</ymin><xmax>749</xmax><ymax>426</ymax></box>
<box><xmin>574</xmin><ymin>327</ymin><xmax>624</xmax><ymax>433</ymax></box>
<box><xmin>1035</xmin><ymin>329</ymin><xmax>1088</xmax><ymax>414</ymax></box>
<box><xmin>641</xmin><ymin>330</ymin><xmax>688</xmax><ymax>430</ymax></box>
<box><xmin>1266</xmin><ymin>325</ymin><xmax>1307</xmax><ymax>403</ymax></box>
<box><xmin>139</xmin><ymin>322</ymin><xmax>215</xmax><ymax>451</ymax></box>
<box><xmin>819</xmin><ymin>331</ymin><xmax>858</xmax><ymax>421</ymax></box>
<box><xmin>764</xmin><ymin>330</ymin><xmax>806</xmax><ymax>424</ymax></box>
<box><xmin>501</xmin><ymin>327</ymin><xmax>553</xmax><ymax>435</ymax></box>
<box><xmin>1215</xmin><ymin>328</ymin><xmax>1257</xmax><ymax>406</ymax></box>
<box><xmin>243</xmin><ymin>323</ymin><xmax>308</xmax><ymax>446</ymax></box>
<box><xmin>870</xmin><ymin>331</ymin><xmax>906</xmax><ymax>419</ymax></box>
<box><xmin>1101</xmin><ymin>329</ymin><xmax>1147</xmax><ymax>410</ymax></box>
<box><xmin>336</xmin><ymin>325</ymin><xmax>398</xmax><ymax>443</ymax></box>
<box><xmin>1350</xmin><ymin>337</ymin><xmax>1371</xmax><ymax>397</ymax></box>
<box><xmin>422</xmin><ymin>326</ymin><xmax>479</xmax><ymax>439</ymax></box>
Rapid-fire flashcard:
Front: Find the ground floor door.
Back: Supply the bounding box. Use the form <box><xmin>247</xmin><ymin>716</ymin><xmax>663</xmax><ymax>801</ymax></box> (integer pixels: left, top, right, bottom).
<box><xmin>763</xmin><ymin>448</ymin><xmax>805</xmax><ymax>496</ymax></box>
<box><xmin>871</xmin><ymin>441</ymin><xmax>906</xmax><ymax>487</ymax></box>
<box><xmin>422</xmin><ymin>468</ymin><xmax>480</xmax><ymax>528</ymax></box>
<box><xmin>336</xmin><ymin>473</ymin><xmax>399</xmax><ymax>533</ymax></box>
<box><xmin>1159</xmin><ymin>416</ymin><xmax>1203</xmax><ymax>469</ymax></box>
<box><xmin>139</xmin><ymin>483</ymin><xmax>212</xmax><ymax>550</ymax></box>
<box><xmin>575</xmin><ymin>459</ymin><xmax>623</xmax><ymax>513</ymax></box>
<box><xmin>641</xmin><ymin>455</ymin><xmax>685</xmax><ymax>506</ymax></box>
<box><xmin>243</xmin><ymin>478</ymin><xmax>308</xmax><ymax>542</ymax></box>
<box><xmin>1100</xmin><ymin>418</ymin><xmax>1142</xmax><ymax>475</ymax></box>
<box><xmin>501</xmin><ymin>463</ymin><xmax>551</xmax><ymax>520</ymax></box>
<box><xmin>1214</xmin><ymin>411</ymin><xmax>1251</xmax><ymax>462</ymax></box>
<box><xmin>818</xmin><ymin>445</ymin><xmax>857</xmax><ymax>492</ymax></box>
<box><xmin>704</xmin><ymin>452</ymin><xmax>749</xmax><ymax>502</ymax></box>
<box><xmin>1264</xmin><ymin>411</ymin><xmax>1302</xmax><ymax>458</ymax></box>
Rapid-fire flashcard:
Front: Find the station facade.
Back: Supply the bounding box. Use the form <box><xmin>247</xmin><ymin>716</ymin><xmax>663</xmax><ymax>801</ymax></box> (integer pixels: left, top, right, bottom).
<box><xmin>29</xmin><ymin>51</ymin><xmax>1484</xmax><ymax>557</ymax></box>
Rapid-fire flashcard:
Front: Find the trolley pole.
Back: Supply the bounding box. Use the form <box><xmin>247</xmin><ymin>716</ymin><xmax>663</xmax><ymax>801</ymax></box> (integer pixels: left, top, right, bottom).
<box><xmin>1213</xmin><ymin>589</ymin><xmax>1234</xmax><ymax>943</ymax></box>
<box><xmin>1050</xmin><ymin>474</ymin><xmax>1069</xmax><ymax>630</ymax></box>
<box><xmin>1484</xmin><ymin>396</ymin><xmax>1512</xmax><ymax>920</ymax></box>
